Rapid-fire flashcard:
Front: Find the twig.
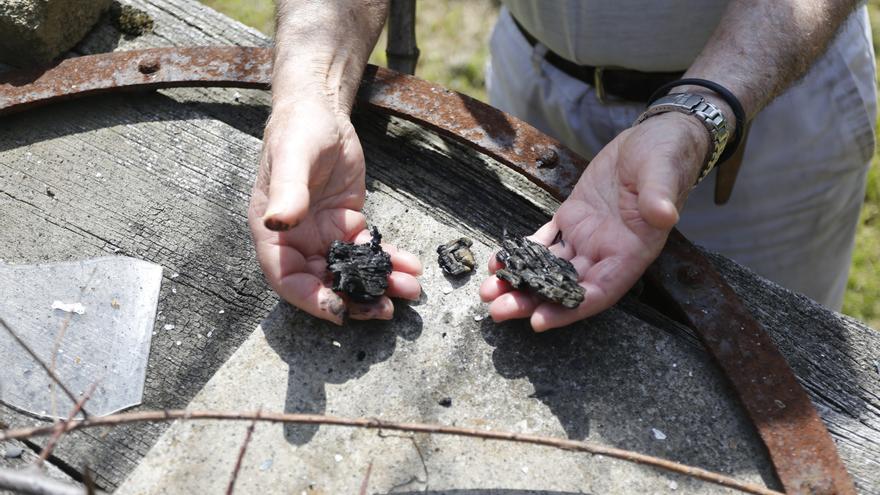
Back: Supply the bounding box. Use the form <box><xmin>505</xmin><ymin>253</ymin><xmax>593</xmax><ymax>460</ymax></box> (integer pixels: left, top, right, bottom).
<box><xmin>49</xmin><ymin>266</ymin><xmax>97</xmax><ymax>418</ymax></box>
<box><xmin>35</xmin><ymin>381</ymin><xmax>99</xmax><ymax>467</ymax></box>
<box><xmin>83</xmin><ymin>465</ymin><xmax>97</xmax><ymax>495</ymax></box>
<box><xmin>378</xmin><ymin>431</ymin><xmax>428</xmax><ymax>488</ymax></box>
<box><xmin>225</xmin><ymin>410</ymin><xmax>259</xmax><ymax>495</ymax></box>
<box><xmin>0</xmin><ymin>316</ymin><xmax>87</xmax><ymax>417</ymax></box>
<box><xmin>48</xmin><ymin>316</ymin><xmax>72</xmax><ymax>418</ymax></box>
<box><xmin>0</xmin><ymin>409</ymin><xmax>783</xmax><ymax>495</ymax></box>
<box><xmin>0</xmin><ymin>466</ymin><xmax>98</xmax><ymax>495</ymax></box>
<box><xmin>358</xmin><ymin>461</ymin><xmax>373</xmax><ymax>495</ymax></box>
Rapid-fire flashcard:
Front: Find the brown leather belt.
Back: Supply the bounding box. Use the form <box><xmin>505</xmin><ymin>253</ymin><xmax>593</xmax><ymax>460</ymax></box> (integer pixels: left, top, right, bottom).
<box><xmin>511</xmin><ymin>16</ymin><xmax>684</xmax><ymax>103</ymax></box>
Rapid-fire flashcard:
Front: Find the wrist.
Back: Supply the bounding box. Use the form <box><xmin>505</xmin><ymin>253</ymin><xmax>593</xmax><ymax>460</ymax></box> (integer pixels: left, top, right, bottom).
<box><xmin>662</xmin><ymin>112</ymin><xmax>713</xmax><ymax>183</ymax></box>
<box><xmin>271</xmin><ymin>49</ymin><xmax>366</xmax><ymax>118</ymax></box>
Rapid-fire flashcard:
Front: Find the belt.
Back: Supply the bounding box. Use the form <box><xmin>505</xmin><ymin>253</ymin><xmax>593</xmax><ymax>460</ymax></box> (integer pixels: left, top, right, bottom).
<box><xmin>512</xmin><ymin>16</ymin><xmax>684</xmax><ymax>103</ymax></box>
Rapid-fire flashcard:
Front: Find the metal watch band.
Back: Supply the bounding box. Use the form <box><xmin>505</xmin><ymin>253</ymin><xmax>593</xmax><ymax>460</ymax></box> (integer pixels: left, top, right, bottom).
<box><xmin>634</xmin><ymin>93</ymin><xmax>730</xmax><ymax>184</ymax></box>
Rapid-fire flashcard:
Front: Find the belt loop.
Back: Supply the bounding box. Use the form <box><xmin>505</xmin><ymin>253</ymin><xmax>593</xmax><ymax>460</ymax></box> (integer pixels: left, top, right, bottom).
<box><xmin>530</xmin><ymin>43</ymin><xmax>548</xmax><ymax>75</ymax></box>
<box><xmin>593</xmin><ymin>67</ymin><xmax>606</xmax><ymax>104</ymax></box>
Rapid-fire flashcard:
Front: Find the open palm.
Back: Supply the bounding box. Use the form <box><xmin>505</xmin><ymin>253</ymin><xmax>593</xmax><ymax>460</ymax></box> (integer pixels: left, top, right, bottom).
<box><xmin>249</xmin><ymin>102</ymin><xmax>422</xmax><ymax>324</ymax></box>
<box><xmin>481</xmin><ymin>113</ymin><xmax>707</xmax><ymax>331</ymax></box>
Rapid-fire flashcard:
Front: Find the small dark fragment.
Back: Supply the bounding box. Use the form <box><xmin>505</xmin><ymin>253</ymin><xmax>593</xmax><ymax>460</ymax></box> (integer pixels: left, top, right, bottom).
<box><xmin>495</xmin><ymin>234</ymin><xmax>585</xmax><ymax>309</ymax></box>
<box><xmin>326</xmin><ymin>227</ymin><xmax>392</xmax><ymax>303</ymax></box>
<box><xmin>437</xmin><ymin>237</ymin><xmax>475</xmax><ymax>276</ymax></box>
<box><xmin>438</xmin><ymin>397</ymin><xmax>453</xmax><ymax>407</ymax></box>
<box><xmin>111</xmin><ymin>3</ymin><xmax>155</xmax><ymax>36</ymax></box>
<box><xmin>45</xmin><ymin>187</ymin><xmax>55</xmax><ymax>198</ymax></box>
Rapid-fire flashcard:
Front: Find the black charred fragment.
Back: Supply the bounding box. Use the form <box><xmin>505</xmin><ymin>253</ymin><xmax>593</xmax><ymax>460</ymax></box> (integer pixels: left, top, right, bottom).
<box><xmin>326</xmin><ymin>227</ymin><xmax>392</xmax><ymax>303</ymax></box>
<box><xmin>495</xmin><ymin>234</ymin><xmax>585</xmax><ymax>309</ymax></box>
<box><xmin>437</xmin><ymin>237</ymin><xmax>475</xmax><ymax>276</ymax></box>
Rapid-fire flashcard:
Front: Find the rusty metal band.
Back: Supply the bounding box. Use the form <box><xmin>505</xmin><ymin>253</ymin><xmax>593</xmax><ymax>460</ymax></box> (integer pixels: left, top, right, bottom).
<box><xmin>0</xmin><ymin>47</ymin><xmax>854</xmax><ymax>494</ymax></box>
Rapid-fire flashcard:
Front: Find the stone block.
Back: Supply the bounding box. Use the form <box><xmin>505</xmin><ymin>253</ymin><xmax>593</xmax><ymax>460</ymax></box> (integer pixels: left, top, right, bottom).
<box><xmin>0</xmin><ymin>0</ymin><xmax>112</xmax><ymax>67</ymax></box>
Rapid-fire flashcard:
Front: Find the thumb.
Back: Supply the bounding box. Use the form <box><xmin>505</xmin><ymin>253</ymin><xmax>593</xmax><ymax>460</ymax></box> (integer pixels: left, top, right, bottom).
<box><xmin>262</xmin><ymin>151</ymin><xmax>311</xmax><ymax>231</ymax></box>
<box><xmin>636</xmin><ymin>155</ymin><xmax>687</xmax><ymax>230</ymax></box>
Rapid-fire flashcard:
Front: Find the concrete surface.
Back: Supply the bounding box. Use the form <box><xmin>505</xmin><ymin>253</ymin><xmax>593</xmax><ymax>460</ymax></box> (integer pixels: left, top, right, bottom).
<box><xmin>0</xmin><ymin>0</ymin><xmax>111</xmax><ymax>66</ymax></box>
<box><xmin>115</xmin><ymin>190</ymin><xmax>776</xmax><ymax>494</ymax></box>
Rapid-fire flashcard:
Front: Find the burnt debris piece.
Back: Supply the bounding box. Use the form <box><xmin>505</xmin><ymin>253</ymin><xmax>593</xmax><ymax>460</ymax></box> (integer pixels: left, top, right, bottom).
<box><xmin>326</xmin><ymin>227</ymin><xmax>393</xmax><ymax>303</ymax></box>
<box><xmin>437</xmin><ymin>237</ymin><xmax>476</xmax><ymax>276</ymax></box>
<box><xmin>495</xmin><ymin>234</ymin><xmax>585</xmax><ymax>309</ymax></box>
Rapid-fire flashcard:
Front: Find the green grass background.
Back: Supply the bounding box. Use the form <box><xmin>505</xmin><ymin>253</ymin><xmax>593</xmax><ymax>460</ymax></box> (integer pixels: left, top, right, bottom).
<box><xmin>202</xmin><ymin>0</ymin><xmax>880</xmax><ymax>328</ymax></box>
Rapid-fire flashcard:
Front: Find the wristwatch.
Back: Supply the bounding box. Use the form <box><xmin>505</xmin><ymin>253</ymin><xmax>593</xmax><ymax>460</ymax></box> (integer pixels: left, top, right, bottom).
<box><xmin>634</xmin><ymin>93</ymin><xmax>730</xmax><ymax>184</ymax></box>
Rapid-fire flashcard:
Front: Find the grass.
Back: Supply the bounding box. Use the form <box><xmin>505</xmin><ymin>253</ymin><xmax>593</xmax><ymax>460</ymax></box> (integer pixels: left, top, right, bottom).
<box><xmin>203</xmin><ymin>0</ymin><xmax>879</xmax><ymax>328</ymax></box>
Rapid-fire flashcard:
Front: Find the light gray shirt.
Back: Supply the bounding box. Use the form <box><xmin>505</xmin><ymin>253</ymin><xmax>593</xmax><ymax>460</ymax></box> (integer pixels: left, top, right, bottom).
<box><xmin>503</xmin><ymin>0</ymin><xmax>730</xmax><ymax>72</ymax></box>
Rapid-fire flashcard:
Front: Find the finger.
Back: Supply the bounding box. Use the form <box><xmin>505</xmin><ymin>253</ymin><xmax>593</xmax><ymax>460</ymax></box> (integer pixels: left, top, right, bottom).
<box><xmin>263</xmin><ymin>161</ymin><xmax>311</xmax><ymax>232</ymax></box>
<box><xmin>276</xmin><ymin>272</ymin><xmax>346</xmax><ymax>325</ymax></box>
<box><xmin>480</xmin><ymin>274</ymin><xmax>511</xmax><ymax>302</ymax></box>
<box><xmin>348</xmin><ymin>297</ymin><xmax>394</xmax><ymax>320</ymax></box>
<box><xmin>569</xmin><ymin>255</ymin><xmax>594</xmax><ymax>276</ymax></box>
<box><xmin>489</xmin><ymin>291</ymin><xmax>540</xmax><ymax>322</ymax></box>
<box><xmin>331</xmin><ymin>209</ymin><xmax>367</xmax><ymax>241</ymax></box>
<box><xmin>637</xmin><ymin>156</ymin><xmax>683</xmax><ymax>230</ymax></box>
<box><xmin>529</xmin><ymin>221</ymin><xmax>560</xmax><ymax>246</ymax></box>
<box><xmin>261</xmin><ymin>130</ymin><xmax>318</xmax><ymax>231</ymax></box>
<box><xmin>530</xmin><ymin>256</ymin><xmax>642</xmax><ymax>331</ymax></box>
<box><xmin>386</xmin><ymin>272</ymin><xmax>421</xmax><ymax>301</ymax></box>
<box><xmin>352</xmin><ymin>229</ymin><xmax>423</xmax><ymax>275</ymax></box>
<box><xmin>488</xmin><ymin>250</ymin><xmax>502</xmax><ymax>274</ymax></box>
<box><xmin>548</xmin><ymin>241</ymin><xmax>574</xmax><ymax>261</ymax></box>
<box><xmin>391</xmin><ymin>251</ymin><xmax>423</xmax><ymax>276</ymax></box>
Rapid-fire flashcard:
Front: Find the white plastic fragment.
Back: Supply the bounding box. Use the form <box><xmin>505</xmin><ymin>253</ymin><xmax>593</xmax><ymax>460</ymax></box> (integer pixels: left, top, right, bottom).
<box><xmin>163</xmin><ymin>324</ymin><xmax>175</xmax><ymax>330</ymax></box>
<box><xmin>332</xmin><ymin>341</ymin><xmax>341</xmax><ymax>348</ymax></box>
<box><xmin>651</xmin><ymin>428</ymin><xmax>667</xmax><ymax>440</ymax></box>
<box><xmin>334</xmin><ymin>454</ymin><xmax>343</xmax><ymax>463</ymax></box>
<box><xmin>51</xmin><ymin>300</ymin><xmax>86</xmax><ymax>314</ymax></box>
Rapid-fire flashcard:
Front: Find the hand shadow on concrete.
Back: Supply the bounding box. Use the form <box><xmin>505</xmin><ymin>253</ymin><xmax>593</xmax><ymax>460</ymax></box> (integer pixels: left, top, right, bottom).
<box><xmin>262</xmin><ymin>300</ymin><xmax>423</xmax><ymax>445</ymax></box>
<box><xmin>478</xmin><ymin>309</ymin><xmax>779</xmax><ymax>487</ymax></box>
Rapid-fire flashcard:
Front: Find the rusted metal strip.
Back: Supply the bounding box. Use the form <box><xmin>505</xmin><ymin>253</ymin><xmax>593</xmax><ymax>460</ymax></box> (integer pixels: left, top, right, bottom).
<box><xmin>645</xmin><ymin>231</ymin><xmax>855</xmax><ymax>494</ymax></box>
<box><xmin>0</xmin><ymin>47</ymin><xmax>586</xmax><ymax>199</ymax></box>
<box><xmin>0</xmin><ymin>47</ymin><xmax>272</xmax><ymax>115</ymax></box>
<box><xmin>0</xmin><ymin>47</ymin><xmax>854</xmax><ymax>494</ymax></box>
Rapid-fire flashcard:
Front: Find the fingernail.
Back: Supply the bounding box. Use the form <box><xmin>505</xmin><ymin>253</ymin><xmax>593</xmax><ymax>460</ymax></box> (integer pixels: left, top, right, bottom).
<box><xmin>263</xmin><ymin>216</ymin><xmax>294</xmax><ymax>232</ymax></box>
<box><xmin>319</xmin><ymin>292</ymin><xmax>346</xmax><ymax>324</ymax></box>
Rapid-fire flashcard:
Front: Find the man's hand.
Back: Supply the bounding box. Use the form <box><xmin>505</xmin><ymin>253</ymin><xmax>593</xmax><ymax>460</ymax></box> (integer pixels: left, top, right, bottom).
<box><xmin>248</xmin><ymin>100</ymin><xmax>422</xmax><ymax>324</ymax></box>
<box><xmin>480</xmin><ymin>112</ymin><xmax>709</xmax><ymax>331</ymax></box>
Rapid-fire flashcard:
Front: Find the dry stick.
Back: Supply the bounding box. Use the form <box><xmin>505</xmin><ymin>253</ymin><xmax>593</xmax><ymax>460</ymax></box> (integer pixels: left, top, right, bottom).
<box><xmin>35</xmin><ymin>382</ymin><xmax>99</xmax><ymax>467</ymax></box>
<box><xmin>358</xmin><ymin>461</ymin><xmax>373</xmax><ymax>495</ymax></box>
<box><xmin>225</xmin><ymin>411</ymin><xmax>259</xmax><ymax>495</ymax></box>
<box><xmin>0</xmin><ymin>410</ymin><xmax>783</xmax><ymax>495</ymax></box>
<box><xmin>48</xmin><ymin>316</ymin><xmax>72</xmax><ymax>418</ymax></box>
<box><xmin>0</xmin><ymin>466</ymin><xmax>94</xmax><ymax>495</ymax></box>
<box><xmin>49</xmin><ymin>266</ymin><xmax>97</xmax><ymax>418</ymax></box>
<box><xmin>0</xmin><ymin>316</ymin><xmax>86</xmax><ymax>417</ymax></box>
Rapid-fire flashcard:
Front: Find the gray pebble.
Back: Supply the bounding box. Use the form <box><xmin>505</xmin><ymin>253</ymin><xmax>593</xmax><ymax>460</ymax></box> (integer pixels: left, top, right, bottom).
<box><xmin>4</xmin><ymin>446</ymin><xmax>24</xmax><ymax>458</ymax></box>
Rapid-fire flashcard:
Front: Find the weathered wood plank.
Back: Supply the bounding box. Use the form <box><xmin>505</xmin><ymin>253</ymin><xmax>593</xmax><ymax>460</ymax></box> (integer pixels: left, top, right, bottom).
<box><xmin>0</xmin><ymin>1</ymin><xmax>276</xmax><ymax>489</ymax></box>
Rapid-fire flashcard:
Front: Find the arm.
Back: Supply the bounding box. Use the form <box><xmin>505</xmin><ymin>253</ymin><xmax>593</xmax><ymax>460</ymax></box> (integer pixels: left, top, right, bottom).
<box><xmin>482</xmin><ymin>0</ymin><xmax>861</xmax><ymax>330</ymax></box>
<box><xmin>249</xmin><ymin>0</ymin><xmax>422</xmax><ymax>324</ymax></box>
